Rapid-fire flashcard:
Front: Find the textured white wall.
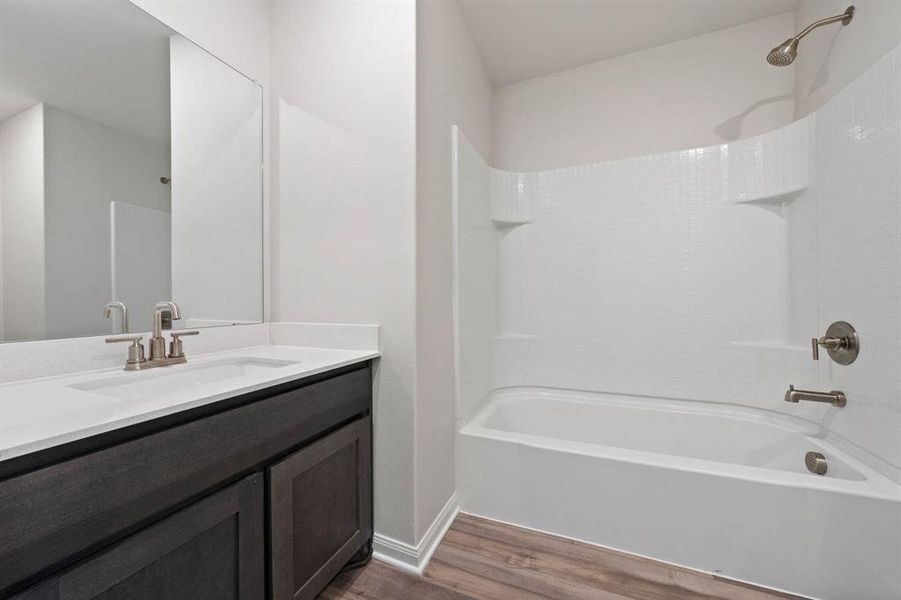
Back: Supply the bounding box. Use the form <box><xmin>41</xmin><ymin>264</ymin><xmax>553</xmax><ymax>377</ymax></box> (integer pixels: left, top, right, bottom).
<box><xmin>0</xmin><ymin>104</ymin><xmax>45</xmax><ymax>342</ymax></box>
<box><xmin>794</xmin><ymin>0</ymin><xmax>901</xmax><ymax>118</ymax></box>
<box><xmin>492</xmin><ymin>13</ymin><xmax>796</xmax><ymax>171</ymax></box>
<box><xmin>415</xmin><ymin>0</ymin><xmax>492</xmax><ymax>540</ymax></box>
<box><xmin>269</xmin><ymin>0</ymin><xmax>418</xmax><ymax>545</ymax></box>
<box><xmin>812</xmin><ymin>45</ymin><xmax>901</xmax><ymax>480</ymax></box>
<box><xmin>42</xmin><ymin>105</ymin><xmax>170</xmax><ymax>339</ymax></box>
<box><xmin>456</xmin><ymin>116</ymin><xmax>817</xmax><ymax>418</ymax></box>
<box><xmin>169</xmin><ymin>34</ymin><xmax>263</xmax><ymax>326</ymax></box>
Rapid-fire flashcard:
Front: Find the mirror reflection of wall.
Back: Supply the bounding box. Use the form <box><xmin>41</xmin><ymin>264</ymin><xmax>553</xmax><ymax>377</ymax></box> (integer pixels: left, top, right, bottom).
<box><xmin>0</xmin><ymin>0</ymin><xmax>263</xmax><ymax>342</ymax></box>
<box><xmin>170</xmin><ymin>35</ymin><xmax>263</xmax><ymax>330</ymax></box>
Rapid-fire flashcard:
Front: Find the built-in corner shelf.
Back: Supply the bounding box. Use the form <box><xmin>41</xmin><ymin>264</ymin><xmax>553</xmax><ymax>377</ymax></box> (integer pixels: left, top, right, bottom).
<box><xmin>726</xmin><ymin>114</ymin><xmax>815</xmax><ymax>206</ymax></box>
<box><xmin>490</xmin><ymin>170</ymin><xmax>532</xmax><ymax>226</ymax></box>
<box><xmin>733</xmin><ymin>185</ymin><xmax>807</xmax><ymax>207</ymax></box>
<box><xmin>492</xmin><ymin>218</ymin><xmax>531</xmax><ymax>229</ymax></box>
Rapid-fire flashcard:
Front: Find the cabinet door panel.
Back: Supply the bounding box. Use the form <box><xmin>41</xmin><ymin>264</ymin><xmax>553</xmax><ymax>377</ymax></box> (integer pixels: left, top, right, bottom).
<box><xmin>13</xmin><ymin>474</ymin><xmax>264</xmax><ymax>600</ymax></box>
<box><xmin>270</xmin><ymin>417</ymin><xmax>372</xmax><ymax>600</ymax></box>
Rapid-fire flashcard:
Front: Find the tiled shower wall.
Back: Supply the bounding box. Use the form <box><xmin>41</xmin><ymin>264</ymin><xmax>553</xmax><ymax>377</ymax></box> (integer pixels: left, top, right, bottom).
<box><xmin>814</xmin><ymin>46</ymin><xmax>900</xmax><ymax>480</ymax></box>
<box><xmin>454</xmin><ymin>45</ymin><xmax>900</xmax><ymax>479</ymax></box>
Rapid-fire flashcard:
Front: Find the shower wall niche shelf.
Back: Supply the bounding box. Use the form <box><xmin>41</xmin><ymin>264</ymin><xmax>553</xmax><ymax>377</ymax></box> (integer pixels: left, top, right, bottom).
<box><xmin>726</xmin><ymin>114</ymin><xmax>815</xmax><ymax>205</ymax></box>
<box><xmin>490</xmin><ymin>170</ymin><xmax>532</xmax><ymax>226</ymax></box>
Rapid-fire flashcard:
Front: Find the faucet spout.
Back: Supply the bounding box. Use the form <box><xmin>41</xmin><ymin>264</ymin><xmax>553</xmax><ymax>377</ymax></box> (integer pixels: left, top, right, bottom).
<box><xmin>152</xmin><ymin>301</ymin><xmax>181</xmax><ymax>338</ymax></box>
<box><xmin>150</xmin><ymin>301</ymin><xmax>181</xmax><ymax>360</ymax></box>
<box><xmin>103</xmin><ymin>301</ymin><xmax>129</xmax><ymax>334</ymax></box>
<box><xmin>784</xmin><ymin>385</ymin><xmax>847</xmax><ymax>407</ymax></box>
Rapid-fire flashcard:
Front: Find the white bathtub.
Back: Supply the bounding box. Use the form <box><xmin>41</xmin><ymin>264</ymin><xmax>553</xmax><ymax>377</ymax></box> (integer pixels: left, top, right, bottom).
<box><xmin>460</xmin><ymin>387</ymin><xmax>901</xmax><ymax>600</ymax></box>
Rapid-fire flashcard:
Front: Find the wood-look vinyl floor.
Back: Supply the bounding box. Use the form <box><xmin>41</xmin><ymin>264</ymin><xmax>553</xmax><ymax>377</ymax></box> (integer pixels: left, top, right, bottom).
<box><xmin>321</xmin><ymin>513</ymin><xmax>810</xmax><ymax>600</ymax></box>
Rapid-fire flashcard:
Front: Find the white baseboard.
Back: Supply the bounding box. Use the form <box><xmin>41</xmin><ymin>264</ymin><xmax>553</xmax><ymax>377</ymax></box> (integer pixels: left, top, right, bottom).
<box><xmin>372</xmin><ymin>493</ymin><xmax>459</xmax><ymax>575</ymax></box>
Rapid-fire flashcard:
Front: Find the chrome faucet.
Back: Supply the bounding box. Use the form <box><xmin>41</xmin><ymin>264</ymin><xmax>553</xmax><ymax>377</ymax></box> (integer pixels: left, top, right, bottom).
<box><xmin>784</xmin><ymin>385</ymin><xmax>847</xmax><ymax>407</ymax></box>
<box><xmin>103</xmin><ymin>301</ymin><xmax>129</xmax><ymax>334</ymax></box>
<box><xmin>106</xmin><ymin>301</ymin><xmax>199</xmax><ymax>371</ymax></box>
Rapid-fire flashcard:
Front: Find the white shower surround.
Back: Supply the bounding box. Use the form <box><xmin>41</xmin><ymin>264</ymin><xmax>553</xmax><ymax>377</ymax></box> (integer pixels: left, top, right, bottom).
<box><xmin>454</xmin><ymin>45</ymin><xmax>901</xmax><ymax>599</ymax></box>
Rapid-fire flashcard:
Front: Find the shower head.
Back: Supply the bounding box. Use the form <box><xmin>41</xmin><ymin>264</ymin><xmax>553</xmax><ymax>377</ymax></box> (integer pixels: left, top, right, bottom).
<box><xmin>766</xmin><ymin>5</ymin><xmax>854</xmax><ymax>67</ymax></box>
<box><xmin>766</xmin><ymin>38</ymin><xmax>799</xmax><ymax>66</ymax></box>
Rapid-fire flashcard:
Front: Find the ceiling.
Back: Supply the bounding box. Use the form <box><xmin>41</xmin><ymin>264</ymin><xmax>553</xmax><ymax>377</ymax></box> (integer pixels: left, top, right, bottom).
<box><xmin>458</xmin><ymin>0</ymin><xmax>800</xmax><ymax>86</ymax></box>
<box><xmin>0</xmin><ymin>0</ymin><xmax>174</xmax><ymax>145</ymax></box>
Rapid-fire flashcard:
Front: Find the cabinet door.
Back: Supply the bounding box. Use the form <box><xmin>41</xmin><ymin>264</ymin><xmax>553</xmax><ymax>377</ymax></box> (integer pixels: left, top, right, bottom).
<box><xmin>269</xmin><ymin>417</ymin><xmax>372</xmax><ymax>600</ymax></box>
<box><xmin>13</xmin><ymin>474</ymin><xmax>264</xmax><ymax>600</ymax></box>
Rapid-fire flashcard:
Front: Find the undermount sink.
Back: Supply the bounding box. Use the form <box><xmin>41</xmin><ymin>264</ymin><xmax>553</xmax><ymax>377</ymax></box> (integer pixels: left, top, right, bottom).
<box><xmin>69</xmin><ymin>357</ymin><xmax>299</xmax><ymax>402</ymax></box>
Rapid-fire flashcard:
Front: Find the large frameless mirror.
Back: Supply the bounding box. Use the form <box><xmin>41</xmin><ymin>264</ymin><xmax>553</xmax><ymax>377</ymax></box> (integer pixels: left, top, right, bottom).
<box><xmin>0</xmin><ymin>0</ymin><xmax>263</xmax><ymax>342</ymax></box>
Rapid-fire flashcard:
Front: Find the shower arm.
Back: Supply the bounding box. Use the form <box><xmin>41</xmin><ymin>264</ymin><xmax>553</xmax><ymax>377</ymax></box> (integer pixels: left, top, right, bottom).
<box><xmin>793</xmin><ymin>7</ymin><xmax>854</xmax><ymax>41</ymax></box>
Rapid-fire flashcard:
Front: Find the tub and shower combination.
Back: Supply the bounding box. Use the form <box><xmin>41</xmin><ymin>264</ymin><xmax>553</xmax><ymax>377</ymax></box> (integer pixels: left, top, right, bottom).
<box><xmin>453</xmin><ymin>44</ymin><xmax>901</xmax><ymax>600</ymax></box>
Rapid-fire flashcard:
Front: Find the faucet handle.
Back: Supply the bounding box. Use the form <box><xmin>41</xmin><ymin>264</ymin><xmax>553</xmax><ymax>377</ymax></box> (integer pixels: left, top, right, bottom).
<box><xmin>168</xmin><ymin>330</ymin><xmax>199</xmax><ymax>359</ymax></box>
<box><xmin>106</xmin><ymin>335</ymin><xmax>146</xmax><ymax>367</ymax></box>
<box><xmin>170</xmin><ymin>330</ymin><xmax>199</xmax><ymax>337</ymax></box>
<box><xmin>105</xmin><ymin>334</ymin><xmax>143</xmax><ymax>344</ymax></box>
<box><xmin>811</xmin><ymin>321</ymin><xmax>860</xmax><ymax>365</ymax></box>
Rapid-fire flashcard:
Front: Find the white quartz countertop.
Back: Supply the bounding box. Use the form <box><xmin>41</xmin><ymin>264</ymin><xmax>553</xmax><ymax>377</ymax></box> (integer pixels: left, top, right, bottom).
<box><xmin>0</xmin><ymin>345</ymin><xmax>378</xmax><ymax>463</ymax></box>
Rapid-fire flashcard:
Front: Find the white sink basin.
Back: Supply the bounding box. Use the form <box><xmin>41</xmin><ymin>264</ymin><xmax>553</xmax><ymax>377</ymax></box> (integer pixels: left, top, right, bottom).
<box><xmin>69</xmin><ymin>357</ymin><xmax>298</xmax><ymax>402</ymax></box>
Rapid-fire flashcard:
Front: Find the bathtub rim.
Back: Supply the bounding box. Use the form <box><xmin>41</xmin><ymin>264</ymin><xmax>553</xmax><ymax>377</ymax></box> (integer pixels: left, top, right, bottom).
<box><xmin>461</xmin><ymin>386</ymin><xmax>901</xmax><ymax>501</ymax></box>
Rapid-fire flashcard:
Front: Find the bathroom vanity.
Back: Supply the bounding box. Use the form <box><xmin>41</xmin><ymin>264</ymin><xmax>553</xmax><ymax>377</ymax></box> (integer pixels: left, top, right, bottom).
<box><xmin>0</xmin><ymin>353</ymin><xmax>375</xmax><ymax>600</ymax></box>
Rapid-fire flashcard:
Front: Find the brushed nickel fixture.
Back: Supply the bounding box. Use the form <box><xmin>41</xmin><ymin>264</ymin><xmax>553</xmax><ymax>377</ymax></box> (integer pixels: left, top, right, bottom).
<box><xmin>812</xmin><ymin>320</ymin><xmax>860</xmax><ymax>365</ymax></box>
<box><xmin>150</xmin><ymin>301</ymin><xmax>181</xmax><ymax>360</ymax></box>
<box><xmin>103</xmin><ymin>301</ymin><xmax>129</xmax><ymax>334</ymax></box>
<box><xmin>106</xmin><ymin>335</ymin><xmax>146</xmax><ymax>369</ymax></box>
<box><xmin>168</xmin><ymin>329</ymin><xmax>199</xmax><ymax>359</ymax></box>
<box><xmin>805</xmin><ymin>451</ymin><xmax>828</xmax><ymax>475</ymax></box>
<box><xmin>784</xmin><ymin>385</ymin><xmax>847</xmax><ymax>407</ymax></box>
<box><xmin>106</xmin><ymin>301</ymin><xmax>199</xmax><ymax>371</ymax></box>
<box><xmin>766</xmin><ymin>5</ymin><xmax>854</xmax><ymax>66</ymax></box>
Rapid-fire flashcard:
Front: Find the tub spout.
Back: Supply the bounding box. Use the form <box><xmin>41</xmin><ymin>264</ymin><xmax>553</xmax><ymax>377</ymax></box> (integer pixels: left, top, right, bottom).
<box><xmin>784</xmin><ymin>385</ymin><xmax>846</xmax><ymax>407</ymax></box>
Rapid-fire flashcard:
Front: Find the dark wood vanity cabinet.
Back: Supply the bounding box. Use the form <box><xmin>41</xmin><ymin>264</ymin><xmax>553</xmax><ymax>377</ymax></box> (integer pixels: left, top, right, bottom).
<box><xmin>0</xmin><ymin>362</ymin><xmax>374</xmax><ymax>600</ymax></box>
<box><xmin>11</xmin><ymin>474</ymin><xmax>265</xmax><ymax>600</ymax></box>
<box><xmin>270</xmin><ymin>417</ymin><xmax>372</xmax><ymax>600</ymax></box>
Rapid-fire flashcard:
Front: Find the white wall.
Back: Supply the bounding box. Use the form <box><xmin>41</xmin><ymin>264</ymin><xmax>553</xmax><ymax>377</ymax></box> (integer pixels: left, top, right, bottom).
<box><xmin>794</xmin><ymin>0</ymin><xmax>901</xmax><ymax>118</ymax></box>
<box><xmin>492</xmin><ymin>13</ymin><xmax>796</xmax><ymax>171</ymax></box>
<box><xmin>269</xmin><ymin>0</ymin><xmax>419</xmax><ymax>545</ymax></box>
<box><xmin>0</xmin><ymin>104</ymin><xmax>45</xmax><ymax>342</ymax></box>
<box><xmin>415</xmin><ymin>0</ymin><xmax>491</xmax><ymax>540</ymax></box>
<box><xmin>131</xmin><ymin>0</ymin><xmax>270</xmax><ymax>85</ymax></box>
<box><xmin>169</xmin><ymin>34</ymin><xmax>263</xmax><ymax>326</ymax></box>
<box><xmin>42</xmin><ymin>105</ymin><xmax>170</xmax><ymax>338</ymax></box>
